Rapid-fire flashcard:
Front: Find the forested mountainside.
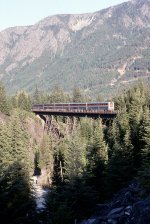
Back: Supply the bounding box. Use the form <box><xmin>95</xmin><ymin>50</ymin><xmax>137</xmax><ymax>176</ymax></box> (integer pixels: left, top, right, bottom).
<box><xmin>0</xmin><ymin>80</ymin><xmax>150</xmax><ymax>224</ymax></box>
<box><xmin>0</xmin><ymin>0</ymin><xmax>150</xmax><ymax>97</ymax></box>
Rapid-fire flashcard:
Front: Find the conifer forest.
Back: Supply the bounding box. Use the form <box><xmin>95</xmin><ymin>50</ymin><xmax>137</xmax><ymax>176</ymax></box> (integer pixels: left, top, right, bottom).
<box><xmin>0</xmin><ymin>81</ymin><xmax>150</xmax><ymax>224</ymax></box>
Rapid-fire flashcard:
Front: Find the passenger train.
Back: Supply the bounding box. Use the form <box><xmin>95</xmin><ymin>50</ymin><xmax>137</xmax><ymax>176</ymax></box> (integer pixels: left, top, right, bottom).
<box><xmin>32</xmin><ymin>102</ymin><xmax>114</xmax><ymax>111</ymax></box>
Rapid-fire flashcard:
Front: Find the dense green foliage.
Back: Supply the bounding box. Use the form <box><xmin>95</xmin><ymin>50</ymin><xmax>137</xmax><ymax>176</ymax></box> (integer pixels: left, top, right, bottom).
<box><xmin>0</xmin><ymin>81</ymin><xmax>150</xmax><ymax>223</ymax></box>
<box><xmin>0</xmin><ymin>110</ymin><xmax>37</xmax><ymax>223</ymax></box>
<box><xmin>0</xmin><ymin>82</ymin><xmax>10</xmax><ymax>115</ymax></box>
<box><xmin>45</xmin><ymin>82</ymin><xmax>150</xmax><ymax>223</ymax></box>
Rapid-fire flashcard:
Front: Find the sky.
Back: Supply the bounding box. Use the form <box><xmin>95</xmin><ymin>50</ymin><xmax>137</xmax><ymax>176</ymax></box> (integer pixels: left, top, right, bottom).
<box><xmin>0</xmin><ymin>0</ymin><xmax>128</xmax><ymax>31</ymax></box>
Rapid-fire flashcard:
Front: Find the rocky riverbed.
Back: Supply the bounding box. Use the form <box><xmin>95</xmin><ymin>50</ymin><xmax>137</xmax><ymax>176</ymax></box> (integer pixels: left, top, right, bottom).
<box><xmin>80</xmin><ymin>182</ymin><xmax>150</xmax><ymax>224</ymax></box>
<box><xmin>32</xmin><ymin>176</ymin><xmax>49</xmax><ymax>213</ymax></box>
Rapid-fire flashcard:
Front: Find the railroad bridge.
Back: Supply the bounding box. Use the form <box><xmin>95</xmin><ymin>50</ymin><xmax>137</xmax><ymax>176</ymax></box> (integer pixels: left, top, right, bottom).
<box><xmin>32</xmin><ymin>103</ymin><xmax>117</xmax><ymax>120</ymax></box>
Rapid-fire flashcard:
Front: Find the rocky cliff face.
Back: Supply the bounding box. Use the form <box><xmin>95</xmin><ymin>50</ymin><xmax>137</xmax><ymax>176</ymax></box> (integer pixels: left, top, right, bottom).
<box><xmin>0</xmin><ymin>0</ymin><xmax>150</xmax><ymax>97</ymax></box>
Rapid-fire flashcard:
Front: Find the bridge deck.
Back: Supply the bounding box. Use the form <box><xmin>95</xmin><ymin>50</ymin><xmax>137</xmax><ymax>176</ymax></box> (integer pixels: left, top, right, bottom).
<box><xmin>32</xmin><ymin>108</ymin><xmax>117</xmax><ymax>119</ymax></box>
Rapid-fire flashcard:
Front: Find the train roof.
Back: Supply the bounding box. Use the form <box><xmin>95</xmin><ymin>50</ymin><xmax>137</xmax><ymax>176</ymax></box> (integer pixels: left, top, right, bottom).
<box><xmin>33</xmin><ymin>102</ymin><xmax>114</xmax><ymax>105</ymax></box>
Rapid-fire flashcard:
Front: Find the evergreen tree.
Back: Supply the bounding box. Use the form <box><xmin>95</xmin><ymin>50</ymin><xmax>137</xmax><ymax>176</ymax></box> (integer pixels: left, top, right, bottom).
<box><xmin>16</xmin><ymin>91</ymin><xmax>31</xmax><ymax>111</ymax></box>
<box><xmin>0</xmin><ymin>111</ymin><xmax>35</xmax><ymax>224</ymax></box>
<box><xmin>39</xmin><ymin>133</ymin><xmax>54</xmax><ymax>186</ymax></box>
<box><xmin>10</xmin><ymin>95</ymin><xmax>17</xmax><ymax>109</ymax></box>
<box><xmin>49</xmin><ymin>86</ymin><xmax>68</xmax><ymax>103</ymax></box>
<box><xmin>87</xmin><ymin>120</ymin><xmax>108</xmax><ymax>170</ymax></box>
<box><xmin>107</xmin><ymin>112</ymin><xmax>134</xmax><ymax>195</ymax></box>
<box><xmin>72</xmin><ymin>87</ymin><xmax>85</xmax><ymax>102</ymax></box>
<box><xmin>86</xmin><ymin>120</ymin><xmax>108</xmax><ymax>200</ymax></box>
<box><xmin>128</xmin><ymin>85</ymin><xmax>145</xmax><ymax>169</ymax></box>
<box><xmin>9</xmin><ymin>111</ymin><xmax>29</xmax><ymax>163</ymax></box>
<box><xmin>0</xmin><ymin>81</ymin><xmax>10</xmax><ymax>115</ymax></box>
<box><xmin>64</xmin><ymin>130</ymin><xmax>86</xmax><ymax>182</ymax></box>
<box><xmin>96</xmin><ymin>94</ymin><xmax>103</xmax><ymax>102</ymax></box>
<box><xmin>80</xmin><ymin>118</ymin><xmax>94</xmax><ymax>143</ymax></box>
<box><xmin>0</xmin><ymin>161</ymin><xmax>35</xmax><ymax>224</ymax></box>
<box><xmin>138</xmin><ymin>107</ymin><xmax>150</xmax><ymax>194</ymax></box>
<box><xmin>33</xmin><ymin>85</ymin><xmax>41</xmax><ymax>104</ymax></box>
<box><xmin>0</xmin><ymin>123</ymin><xmax>12</xmax><ymax>176</ymax></box>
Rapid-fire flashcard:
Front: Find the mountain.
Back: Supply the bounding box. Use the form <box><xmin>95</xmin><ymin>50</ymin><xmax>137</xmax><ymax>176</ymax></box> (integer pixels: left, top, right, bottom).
<box><xmin>0</xmin><ymin>0</ymin><xmax>150</xmax><ymax>98</ymax></box>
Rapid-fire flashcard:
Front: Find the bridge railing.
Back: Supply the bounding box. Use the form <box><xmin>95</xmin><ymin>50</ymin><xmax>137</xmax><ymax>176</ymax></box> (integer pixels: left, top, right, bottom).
<box><xmin>32</xmin><ymin>107</ymin><xmax>117</xmax><ymax>114</ymax></box>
